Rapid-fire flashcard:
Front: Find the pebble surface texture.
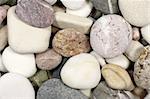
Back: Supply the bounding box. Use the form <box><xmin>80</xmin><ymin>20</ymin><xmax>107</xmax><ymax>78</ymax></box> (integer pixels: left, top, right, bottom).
<box><xmin>0</xmin><ymin>26</ymin><xmax>8</xmax><ymax>51</ymax></box>
<box><xmin>15</xmin><ymin>0</ymin><xmax>54</xmax><ymax>28</ymax></box>
<box><xmin>37</xmin><ymin>79</ymin><xmax>88</xmax><ymax>99</ymax></box>
<box><xmin>36</xmin><ymin>49</ymin><xmax>62</xmax><ymax>70</ymax></box>
<box><xmin>0</xmin><ymin>5</ymin><xmax>9</xmax><ymax>24</ymax></box>
<box><xmin>90</xmin><ymin>15</ymin><xmax>132</xmax><ymax>58</ymax></box>
<box><xmin>53</xmin><ymin>28</ymin><xmax>91</xmax><ymax>57</ymax></box>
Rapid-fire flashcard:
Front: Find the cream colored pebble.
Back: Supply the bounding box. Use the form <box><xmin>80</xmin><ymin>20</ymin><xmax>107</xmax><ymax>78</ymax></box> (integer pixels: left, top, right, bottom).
<box><xmin>141</xmin><ymin>24</ymin><xmax>150</xmax><ymax>44</ymax></box>
<box><xmin>80</xmin><ymin>89</ymin><xmax>91</xmax><ymax>98</ymax></box>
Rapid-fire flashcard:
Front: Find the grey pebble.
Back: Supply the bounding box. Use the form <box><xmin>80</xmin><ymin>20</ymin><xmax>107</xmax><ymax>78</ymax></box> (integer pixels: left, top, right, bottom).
<box><xmin>0</xmin><ymin>0</ymin><xmax>17</xmax><ymax>5</ymax></box>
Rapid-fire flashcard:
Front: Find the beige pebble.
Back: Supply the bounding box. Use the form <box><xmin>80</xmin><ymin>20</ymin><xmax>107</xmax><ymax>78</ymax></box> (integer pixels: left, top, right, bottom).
<box><xmin>53</xmin><ymin>5</ymin><xmax>65</xmax><ymax>13</ymax></box>
<box><xmin>132</xmin><ymin>87</ymin><xmax>146</xmax><ymax>98</ymax></box>
<box><xmin>80</xmin><ymin>89</ymin><xmax>91</xmax><ymax>98</ymax></box>
<box><xmin>0</xmin><ymin>26</ymin><xmax>7</xmax><ymax>51</ymax></box>
<box><xmin>132</xmin><ymin>27</ymin><xmax>140</xmax><ymax>41</ymax></box>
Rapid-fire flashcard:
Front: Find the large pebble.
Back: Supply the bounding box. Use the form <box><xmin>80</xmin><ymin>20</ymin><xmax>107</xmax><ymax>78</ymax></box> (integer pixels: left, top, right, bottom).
<box><xmin>0</xmin><ymin>73</ymin><xmax>35</xmax><ymax>99</ymax></box>
<box><xmin>8</xmin><ymin>6</ymin><xmax>51</xmax><ymax>53</ymax></box>
<box><xmin>102</xmin><ymin>64</ymin><xmax>134</xmax><ymax>91</ymax></box>
<box><xmin>52</xmin><ymin>28</ymin><xmax>91</xmax><ymax>57</ymax></box>
<box><xmin>0</xmin><ymin>54</ymin><xmax>7</xmax><ymax>72</ymax></box>
<box><xmin>90</xmin><ymin>15</ymin><xmax>132</xmax><ymax>58</ymax></box>
<box><xmin>141</xmin><ymin>24</ymin><xmax>150</xmax><ymax>44</ymax></box>
<box><xmin>119</xmin><ymin>0</ymin><xmax>150</xmax><ymax>27</ymax></box>
<box><xmin>36</xmin><ymin>49</ymin><xmax>62</xmax><ymax>70</ymax></box>
<box><xmin>16</xmin><ymin>0</ymin><xmax>54</xmax><ymax>28</ymax></box>
<box><xmin>53</xmin><ymin>12</ymin><xmax>93</xmax><ymax>34</ymax></box>
<box><xmin>37</xmin><ymin>78</ymin><xmax>88</xmax><ymax>99</ymax></box>
<box><xmin>2</xmin><ymin>47</ymin><xmax>37</xmax><ymax>77</ymax></box>
<box><xmin>0</xmin><ymin>26</ymin><xmax>7</xmax><ymax>51</ymax></box>
<box><xmin>61</xmin><ymin>53</ymin><xmax>101</xmax><ymax>89</ymax></box>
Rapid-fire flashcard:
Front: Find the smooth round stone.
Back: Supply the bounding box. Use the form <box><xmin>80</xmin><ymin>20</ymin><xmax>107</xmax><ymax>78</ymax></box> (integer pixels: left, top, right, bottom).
<box><xmin>16</xmin><ymin>0</ymin><xmax>54</xmax><ymax>28</ymax></box>
<box><xmin>53</xmin><ymin>28</ymin><xmax>91</xmax><ymax>57</ymax></box>
<box><xmin>2</xmin><ymin>47</ymin><xmax>37</xmax><ymax>77</ymax></box>
<box><xmin>119</xmin><ymin>0</ymin><xmax>150</xmax><ymax>27</ymax></box>
<box><xmin>37</xmin><ymin>79</ymin><xmax>88</xmax><ymax>99</ymax></box>
<box><xmin>36</xmin><ymin>49</ymin><xmax>62</xmax><ymax>70</ymax></box>
<box><xmin>0</xmin><ymin>26</ymin><xmax>7</xmax><ymax>52</ymax></box>
<box><xmin>90</xmin><ymin>15</ymin><xmax>132</xmax><ymax>58</ymax></box>
<box><xmin>66</xmin><ymin>2</ymin><xmax>93</xmax><ymax>18</ymax></box>
<box><xmin>60</xmin><ymin>0</ymin><xmax>87</xmax><ymax>10</ymax></box>
<box><xmin>0</xmin><ymin>54</ymin><xmax>7</xmax><ymax>72</ymax></box>
<box><xmin>91</xmin><ymin>0</ymin><xmax>119</xmax><ymax>14</ymax></box>
<box><xmin>132</xmin><ymin>27</ymin><xmax>140</xmax><ymax>41</ymax></box>
<box><xmin>44</xmin><ymin>0</ymin><xmax>57</xmax><ymax>5</ymax></box>
<box><xmin>0</xmin><ymin>73</ymin><xmax>35</xmax><ymax>99</ymax></box>
<box><xmin>61</xmin><ymin>53</ymin><xmax>101</xmax><ymax>89</ymax></box>
<box><xmin>141</xmin><ymin>24</ymin><xmax>150</xmax><ymax>44</ymax></box>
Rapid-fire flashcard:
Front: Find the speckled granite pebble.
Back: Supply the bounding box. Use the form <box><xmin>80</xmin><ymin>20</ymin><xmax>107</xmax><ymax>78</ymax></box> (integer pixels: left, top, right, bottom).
<box><xmin>37</xmin><ymin>79</ymin><xmax>88</xmax><ymax>99</ymax></box>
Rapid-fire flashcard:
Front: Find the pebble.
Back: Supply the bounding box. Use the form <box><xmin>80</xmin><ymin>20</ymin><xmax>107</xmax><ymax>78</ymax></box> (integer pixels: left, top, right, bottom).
<box><xmin>0</xmin><ymin>26</ymin><xmax>7</xmax><ymax>51</ymax></box>
<box><xmin>37</xmin><ymin>78</ymin><xmax>88</xmax><ymax>99</ymax></box>
<box><xmin>90</xmin><ymin>9</ymin><xmax>102</xmax><ymax>19</ymax></box>
<box><xmin>53</xmin><ymin>5</ymin><xmax>65</xmax><ymax>13</ymax></box>
<box><xmin>91</xmin><ymin>0</ymin><xmax>119</xmax><ymax>14</ymax></box>
<box><xmin>132</xmin><ymin>27</ymin><xmax>140</xmax><ymax>41</ymax></box>
<box><xmin>102</xmin><ymin>64</ymin><xmax>135</xmax><ymax>91</ymax></box>
<box><xmin>134</xmin><ymin>46</ymin><xmax>150</xmax><ymax>89</ymax></box>
<box><xmin>141</xmin><ymin>24</ymin><xmax>150</xmax><ymax>44</ymax></box>
<box><xmin>53</xmin><ymin>12</ymin><xmax>93</xmax><ymax>34</ymax></box>
<box><xmin>8</xmin><ymin>6</ymin><xmax>51</xmax><ymax>53</ymax></box>
<box><xmin>61</xmin><ymin>53</ymin><xmax>101</xmax><ymax>89</ymax></box>
<box><xmin>132</xmin><ymin>87</ymin><xmax>147</xmax><ymax>98</ymax></box>
<box><xmin>0</xmin><ymin>73</ymin><xmax>35</xmax><ymax>99</ymax></box>
<box><xmin>80</xmin><ymin>89</ymin><xmax>91</xmax><ymax>98</ymax></box>
<box><xmin>15</xmin><ymin>0</ymin><xmax>54</xmax><ymax>28</ymax></box>
<box><xmin>119</xmin><ymin>0</ymin><xmax>150</xmax><ymax>27</ymax></box>
<box><xmin>106</xmin><ymin>54</ymin><xmax>130</xmax><ymax>69</ymax></box>
<box><xmin>90</xmin><ymin>15</ymin><xmax>132</xmax><ymax>58</ymax></box>
<box><xmin>36</xmin><ymin>49</ymin><xmax>62</xmax><ymax>70</ymax></box>
<box><xmin>66</xmin><ymin>1</ymin><xmax>93</xmax><ymax>18</ymax></box>
<box><xmin>0</xmin><ymin>5</ymin><xmax>9</xmax><ymax>24</ymax></box>
<box><xmin>44</xmin><ymin>0</ymin><xmax>57</xmax><ymax>5</ymax></box>
<box><xmin>0</xmin><ymin>0</ymin><xmax>17</xmax><ymax>5</ymax></box>
<box><xmin>52</xmin><ymin>28</ymin><xmax>91</xmax><ymax>57</ymax></box>
<box><xmin>125</xmin><ymin>40</ymin><xmax>144</xmax><ymax>62</ymax></box>
<box><xmin>145</xmin><ymin>94</ymin><xmax>150</xmax><ymax>99</ymax></box>
<box><xmin>2</xmin><ymin>47</ymin><xmax>37</xmax><ymax>78</ymax></box>
<box><xmin>0</xmin><ymin>54</ymin><xmax>7</xmax><ymax>72</ymax></box>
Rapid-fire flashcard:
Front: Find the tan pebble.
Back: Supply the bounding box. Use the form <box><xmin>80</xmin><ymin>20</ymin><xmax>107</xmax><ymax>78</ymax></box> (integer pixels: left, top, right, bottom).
<box><xmin>132</xmin><ymin>87</ymin><xmax>147</xmax><ymax>98</ymax></box>
<box><xmin>0</xmin><ymin>26</ymin><xmax>7</xmax><ymax>51</ymax></box>
<box><xmin>132</xmin><ymin>27</ymin><xmax>140</xmax><ymax>41</ymax></box>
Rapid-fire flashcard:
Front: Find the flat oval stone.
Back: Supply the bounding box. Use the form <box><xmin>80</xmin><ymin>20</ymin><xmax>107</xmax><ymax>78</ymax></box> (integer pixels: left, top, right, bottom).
<box><xmin>90</xmin><ymin>15</ymin><xmax>132</xmax><ymax>58</ymax></box>
<box><xmin>37</xmin><ymin>78</ymin><xmax>88</xmax><ymax>99</ymax></box>
<box><xmin>0</xmin><ymin>73</ymin><xmax>35</xmax><ymax>99</ymax></box>
<box><xmin>16</xmin><ymin>0</ymin><xmax>54</xmax><ymax>28</ymax></box>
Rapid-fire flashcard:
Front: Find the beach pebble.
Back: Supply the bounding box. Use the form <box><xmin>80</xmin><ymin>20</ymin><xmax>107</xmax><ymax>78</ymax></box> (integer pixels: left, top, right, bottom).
<box><xmin>36</xmin><ymin>49</ymin><xmax>62</xmax><ymax>70</ymax></box>
<box><xmin>66</xmin><ymin>2</ymin><xmax>93</xmax><ymax>17</ymax></box>
<box><xmin>90</xmin><ymin>15</ymin><xmax>132</xmax><ymax>58</ymax></box>
<box><xmin>53</xmin><ymin>5</ymin><xmax>65</xmax><ymax>13</ymax></box>
<box><xmin>141</xmin><ymin>24</ymin><xmax>150</xmax><ymax>44</ymax></box>
<box><xmin>80</xmin><ymin>89</ymin><xmax>91</xmax><ymax>98</ymax></box>
<box><xmin>132</xmin><ymin>87</ymin><xmax>147</xmax><ymax>98</ymax></box>
<box><xmin>16</xmin><ymin>0</ymin><xmax>54</xmax><ymax>28</ymax></box>
<box><xmin>0</xmin><ymin>73</ymin><xmax>35</xmax><ymax>99</ymax></box>
<box><xmin>0</xmin><ymin>54</ymin><xmax>7</xmax><ymax>72</ymax></box>
<box><xmin>2</xmin><ymin>47</ymin><xmax>37</xmax><ymax>78</ymax></box>
<box><xmin>91</xmin><ymin>0</ymin><xmax>119</xmax><ymax>14</ymax></box>
<box><xmin>37</xmin><ymin>79</ymin><xmax>88</xmax><ymax>99</ymax></box>
<box><xmin>0</xmin><ymin>5</ymin><xmax>9</xmax><ymax>25</ymax></box>
<box><xmin>0</xmin><ymin>0</ymin><xmax>17</xmax><ymax>5</ymax></box>
<box><xmin>125</xmin><ymin>40</ymin><xmax>144</xmax><ymax>62</ymax></box>
<box><xmin>106</xmin><ymin>54</ymin><xmax>130</xmax><ymax>69</ymax></box>
<box><xmin>90</xmin><ymin>9</ymin><xmax>102</xmax><ymax>19</ymax></box>
<box><xmin>61</xmin><ymin>53</ymin><xmax>101</xmax><ymax>89</ymax></box>
<box><xmin>119</xmin><ymin>0</ymin><xmax>150</xmax><ymax>27</ymax></box>
<box><xmin>132</xmin><ymin>27</ymin><xmax>140</xmax><ymax>41</ymax></box>
<box><xmin>52</xmin><ymin>28</ymin><xmax>91</xmax><ymax>57</ymax></box>
<box><xmin>44</xmin><ymin>0</ymin><xmax>57</xmax><ymax>5</ymax></box>
<box><xmin>53</xmin><ymin>12</ymin><xmax>93</xmax><ymax>34</ymax></box>
<box><xmin>0</xmin><ymin>26</ymin><xmax>7</xmax><ymax>51</ymax></box>
<box><xmin>8</xmin><ymin>6</ymin><xmax>51</xmax><ymax>53</ymax></box>
<box><xmin>102</xmin><ymin>64</ymin><xmax>135</xmax><ymax>91</ymax></box>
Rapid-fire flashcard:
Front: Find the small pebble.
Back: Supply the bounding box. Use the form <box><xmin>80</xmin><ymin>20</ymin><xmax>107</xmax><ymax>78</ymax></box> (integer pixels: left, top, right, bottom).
<box><xmin>132</xmin><ymin>87</ymin><xmax>147</xmax><ymax>98</ymax></box>
<box><xmin>37</xmin><ymin>78</ymin><xmax>88</xmax><ymax>99</ymax></box>
<box><xmin>0</xmin><ymin>0</ymin><xmax>17</xmax><ymax>5</ymax></box>
<box><xmin>132</xmin><ymin>27</ymin><xmax>140</xmax><ymax>41</ymax></box>
<box><xmin>0</xmin><ymin>5</ymin><xmax>8</xmax><ymax>24</ymax></box>
<box><xmin>80</xmin><ymin>89</ymin><xmax>91</xmax><ymax>98</ymax></box>
<box><xmin>52</xmin><ymin>28</ymin><xmax>91</xmax><ymax>57</ymax></box>
<box><xmin>0</xmin><ymin>26</ymin><xmax>7</xmax><ymax>51</ymax></box>
<box><xmin>0</xmin><ymin>54</ymin><xmax>7</xmax><ymax>72</ymax></box>
<box><xmin>44</xmin><ymin>0</ymin><xmax>57</xmax><ymax>5</ymax></box>
<box><xmin>141</xmin><ymin>24</ymin><xmax>150</xmax><ymax>44</ymax></box>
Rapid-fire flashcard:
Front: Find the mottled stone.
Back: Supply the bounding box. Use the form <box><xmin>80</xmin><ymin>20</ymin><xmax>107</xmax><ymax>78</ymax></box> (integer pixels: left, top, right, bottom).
<box><xmin>37</xmin><ymin>79</ymin><xmax>88</xmax><ymax>99</ymax></box>
<box><xmin>0</xmin><ymin>26</ymin><xmax>7</xmax><ymax>51</ymax></box>
<box><xmin>53</xmin><ymin>28</ymin><xmax>91</xmax><ymax>57</ymax></box>
<box><xmin>0</xmin><ymin>5</ymin><xmax>9</xmax><ymax>25</ymax></box>
<box><xmin>16</xmin><ymin>0</ymin><xmax>54</xmax><ymax>28</ymax></box>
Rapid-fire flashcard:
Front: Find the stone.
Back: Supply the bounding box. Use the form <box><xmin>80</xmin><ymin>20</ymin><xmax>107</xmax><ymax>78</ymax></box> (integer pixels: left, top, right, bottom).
<box><xmin>106</xmin><ymin>54</ymin><xmax>130</xmax><ymax>69</ymax></box>
<box><xmin>53</xmin><ymin>12</ymin><xmax>93</xmax><ymax>34</ymax></box>
<box><xmin>36</xmin><ymin>49</ymin><xmax>62</xmax><ymax>70</ymax></box>
<box><xmin>119</xmin><ymin>0</ymin><xmax>150</xmax><ymax>27</ymax></box>
<box><xmin>132</xmin><ymin>27</ymin><xmax>140</xmax><ymax>41</ymax></box>
<box><xmin>0</xmin><ymin>26</ymin><xmax>7</xmax><ymax>51</ymax></box>
<box><xmin>91</xmin><ymin>0</ymin><xmax>119</xmax><ymax>14</ymax></box>
<box><xmin>0</xmin><ymin>5</ymin><xmax>9</xmax><ymax>25</ymax></box>
<box><xmin>0</xmin><ymin>73</ymin><xmax>35</xmax><ymax>99</ymax></box>
<box><xmin>37</xmin><ymin>79</ymin><xmax>88</xmax><ymax>99</ymax></box>
<box><xmin>8</xmin><ymin>6</ymin><xmax>51</xmax><ymax>53</ymax></box>
<box><xmin>132</xmin><ymin>87</ymin><xmax>147</xmax><ymax>98</ymax></box>
<box><xmin>2</xmin><ymin>47</ymin><xmax>37</xmax><ymax>78</ymax></box>
<box><xmin>90</xmin><ymin>9</ymin><xmax>102</xmax><ymax>20</ymax></box>
<box><xmin>0</xmin><ymin>54</ymin><xmax>7</xmax><ymax>72</ymax></box>
<box><xmin>52</xmin><ymin>28</ymin><xmax>91</xmax><ymax>57</ymax></box>
<box><xmin>125</xmin><ymin>40</ymin><xmax>144</xmax><ymax>62</ymax></box>
<box><xmin>102</xmin><ymin>64</ymin><xmax>135</xmax><ymax>91</ymax></box>
<box><xmin>90</xmin><ymin>15</ymin><xmax>132</xmax><ymax>58</ymax></box>
<box><xmin>44</xmin><ymin>0</ymin><xmax>57</xmax><ymax>5</ymax></box>
<box><xmin>0</xmin><ymin>0</ymin><xmax>17</xmax><ymax>5</ymax></box>
<box><xmin>145</xmin><ymin>94</ymin><xmax>150</xmax><ymax>99</ymax></box>
<box><xmin>141</xmin><ymin>24</ymin><xmax>150</xmax><ymax>44</ymax></box>
<box><xmin>16</xmin><ymin>0</ymin><xmax>54</xmax><ymax>28</ymax></box>
<box><xmin>53</xmin><ymin>5</ymin><xmax>65</xmax><ymax>13</ymax></box>
<box><xmin>80</xmin><ymin>89</ymin><xmax>91</xmax><ymax>98</ymax></box>
<box><xmin>61</xmin><ymin>53</ymin><xmax>101</xmax><ymax>89</ymax></box>
<box><xmin>66</xmin><ymin>1</ymin><xmax>93</xmax><ymax>18</ymax></box>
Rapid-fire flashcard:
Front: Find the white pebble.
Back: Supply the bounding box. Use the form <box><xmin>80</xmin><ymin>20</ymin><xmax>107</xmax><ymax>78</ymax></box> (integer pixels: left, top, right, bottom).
<box><xmin>0</xmin><ymin>54</ymin><xmax>7</xmax><ymax>72</ymax></box>
<box><xmin>44</xmin><ymin>0</ymin><xmax>57</xmax><ymax>5</ymax></box>
<box><xmin>141</xmin><ymin>24</ymin><xmax>150</xmax><ymax>44</ymax></box>
<box><xmin>80</xmin><ymin>89</ymin><xmax>91</xmax><ymax>97</ymax></box>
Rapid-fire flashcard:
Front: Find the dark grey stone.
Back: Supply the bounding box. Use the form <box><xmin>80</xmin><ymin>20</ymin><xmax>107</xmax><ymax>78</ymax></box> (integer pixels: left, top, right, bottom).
<box><xmin>0</xmin><ymin>0</ymin><xmax>17</xmax><ymax>6</ymax></box>
<box><xmin>37</xmin><ymin>79</ymin><xmax>88</xmax><ymax>99</ymax></box>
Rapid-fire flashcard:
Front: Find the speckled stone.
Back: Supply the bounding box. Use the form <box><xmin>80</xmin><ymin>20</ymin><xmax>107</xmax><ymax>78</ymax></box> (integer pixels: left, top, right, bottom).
<box><xmin>15</xmin><ymin>0</ymin><xmax>54</xmax><ymax>28</ymax></box>
<box><xmin>53</xmin><ymin>28</ymin><xmax>91</xmax><ymax>57</ymax></box>
<box><xmin>36</xmin><ymin>49</ymin><xmax>62</xmax><ymax>70</ymax></box>
<box><xmin>37</xmin><ymin>79</ymin><xmax>88</xmax><ymax>99</ymax></box>
<box><xmin>0</xmin><ymin>5</ymin><xmax>9</xmax><ymax>25</ymax></box>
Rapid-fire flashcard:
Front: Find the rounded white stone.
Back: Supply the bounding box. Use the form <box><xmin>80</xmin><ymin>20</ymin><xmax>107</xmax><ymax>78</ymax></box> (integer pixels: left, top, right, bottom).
<box><xmin>61</xmin><ymin>53</ymin><xmax>101</xmax><ymax>89</ymax></box>
<box><xmin>66</xmin><ymin>2</ymin><xmax>93</xmax><ymax>17</ymax></box>
<box><xmin>119</xmin><ymin>0</ymin><xmax>150</xmax><ymax>27</ymax></box>
<box><xmin>0</xmin><ymin>54</ymin><xmax>7</xmax><ymax>72</ymax></box>
<box><xmin>0</xmin><ymin>73</ymin><xmax>35</xmax><ymax>99</ymax></box>
<box><xmin>141</xmin><ymin>24</ymin><xmax>150</xmax><ymax>44</ymax></box>
<box><xmin>44</xmin><ymin>0</ymin><xmax>57</xmax><ymax>5</ymax></box>
<box><xmin>2</xmin><ymin>47</ymin><xmax>37</xmax><ymax>78</ymax></box>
